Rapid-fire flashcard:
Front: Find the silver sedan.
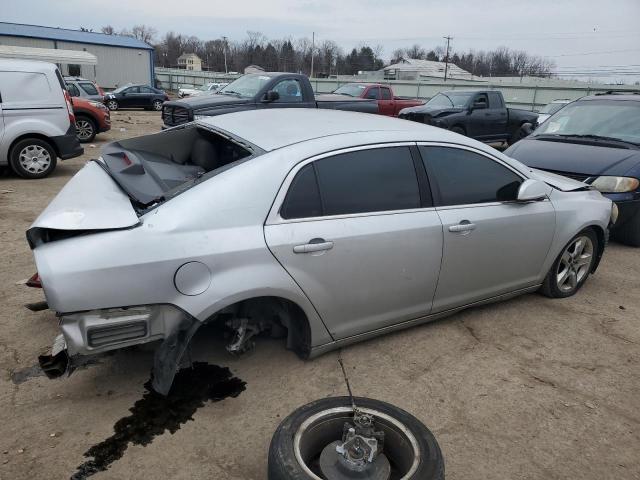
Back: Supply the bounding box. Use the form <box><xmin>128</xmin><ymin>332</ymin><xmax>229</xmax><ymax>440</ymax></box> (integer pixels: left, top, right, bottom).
<box><xmin>28</xmin><ymin>109</ymin><xmax>615</xmax><ymax>394</ymax></box>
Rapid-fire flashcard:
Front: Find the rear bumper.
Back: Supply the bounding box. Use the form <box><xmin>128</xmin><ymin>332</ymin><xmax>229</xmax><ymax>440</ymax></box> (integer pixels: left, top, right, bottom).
<box><xmin>52</xmin><ymin>124</ymin><xmax>83</xmax><ymax>159</ymax></box>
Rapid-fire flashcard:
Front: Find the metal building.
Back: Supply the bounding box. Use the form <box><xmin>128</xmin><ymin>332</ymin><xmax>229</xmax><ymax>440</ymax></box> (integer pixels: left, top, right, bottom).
<box><xmin>0</xmin><ymin>22</ymin><xmax>154</xmax><ymax>89</ymax></box>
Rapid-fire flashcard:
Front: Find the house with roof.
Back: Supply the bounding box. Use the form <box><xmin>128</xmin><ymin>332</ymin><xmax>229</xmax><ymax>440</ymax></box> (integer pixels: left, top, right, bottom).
<box><xmin>177</xmin><ymin>53</ymin><xmax>202</xmax><ymax>71</ymax></box>
<box><xmin>383</xmin><ymin>58</ymin><xmax>477</xmax><ymax>82</ymax></box>
<box><xmin>0</xmin><ymin>22</ymin><xmax>154</xmax><ymax>88</ymax></box>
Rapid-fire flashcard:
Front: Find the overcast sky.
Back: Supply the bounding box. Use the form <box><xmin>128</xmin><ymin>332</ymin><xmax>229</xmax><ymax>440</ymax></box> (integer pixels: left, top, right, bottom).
<box><xmin>3</xmin><ymin>0</ymin><xmax>640</xmax><ymax>83</ymax></box>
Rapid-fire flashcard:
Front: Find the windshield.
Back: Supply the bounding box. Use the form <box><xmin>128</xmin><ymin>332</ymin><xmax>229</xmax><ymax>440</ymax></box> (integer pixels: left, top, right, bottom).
<box><xmin>532</xmin><ymin>100</ymin><xmax>640</xmax><ymax>145</ymax></box>
<box><xmin>218</xmin><ymin>74</ymin><xmax>273</xmax><ymax>98</ymax></box>
<box><xmin>539</xmin><ymin>102</ymin><xmax>569</xmax><ymax>115</ymax></box>
<box><xmin>426</xmin><ymin>92</ymin><xmax>473</xmax><ymax>108</ymax></box>
<box><xmin>334</xmin><ymin>84</ymin><xmax>367</xmax><ymax>97</ymax></box>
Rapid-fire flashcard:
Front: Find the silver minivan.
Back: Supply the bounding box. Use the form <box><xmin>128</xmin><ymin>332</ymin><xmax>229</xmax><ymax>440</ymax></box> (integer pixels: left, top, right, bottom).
<box><xmin>0</xmin><ymin>59</ymin><xmax>83</xmax><ymax>178</ymax></box>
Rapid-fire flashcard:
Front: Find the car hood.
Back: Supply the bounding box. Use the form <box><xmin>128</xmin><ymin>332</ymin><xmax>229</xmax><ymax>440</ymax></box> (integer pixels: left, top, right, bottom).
<box><xmin>506</xmin><ymin>137</ymin><xmax>640</xmax><ymax>176</ymax></box>
<box><xmin>27</xmin><ymin>161</ymin><xmax>139</xmax><ymax>247</ymax></box>
<box><xmin>399</xmin><ymin>105</ymin><xmax>464</xmax><ymax>116</ymax></box>
<box><xmin>168</xmin><ymin>94</ymin><xmax>253</xmax><ymax>110</ymax></box>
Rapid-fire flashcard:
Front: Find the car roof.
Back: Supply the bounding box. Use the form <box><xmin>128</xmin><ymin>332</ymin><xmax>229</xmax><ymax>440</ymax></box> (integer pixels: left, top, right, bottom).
<box><xmin>579</xmin><ymin>94</ymin><xmax>640</xmax><ymax>102</ymax></box>
<box><xmin>197</xmin><ymin>108</ymin><xmax>460</xmax><ymax>152</ymax></box>
<box><xmin>0</xmin><ymin>58</ymin><xmax>58</xmax><ymax>73</ymax></box>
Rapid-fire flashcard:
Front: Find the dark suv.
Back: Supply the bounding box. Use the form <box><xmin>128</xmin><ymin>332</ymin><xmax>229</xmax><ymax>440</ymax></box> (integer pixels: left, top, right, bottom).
<box><xmin>506</xmin><ymin>92</ymin><xmax>640</xmax><ymax>246</ymax></box>
<box><xmin>104</xmin><ymin>84</ymin><xmax>169</xmax><ymax>111</ymax></box>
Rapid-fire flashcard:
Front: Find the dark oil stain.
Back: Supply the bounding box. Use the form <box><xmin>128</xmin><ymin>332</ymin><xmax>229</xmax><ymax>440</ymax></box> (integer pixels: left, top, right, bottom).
<box><xmin>71</xmin><ymin>362</ymin><xmax>246</xmax><ymax>479</ymax></box>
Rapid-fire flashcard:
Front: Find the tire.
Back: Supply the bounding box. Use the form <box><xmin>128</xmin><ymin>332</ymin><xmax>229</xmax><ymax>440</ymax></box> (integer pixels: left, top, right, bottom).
<box><xmin>612</xmin><ymin>209</ymin><xmax>640</xmax><ymax>247</ymax></box>
<box><xmin>75</xmin><ymin>115</ymin><xmax>96</xmax><ymax>143</ymax></box>
<box><xmin>9</xmin><ymin>138</ymin><xmax>57</xmax><ymax>179</ymax></box>
<box><xmin>106</xmin><ymin>99</ymin><xmax>118</xmax><ymax>111</ymax></box>
<box><xmin>152</xmin><ymin>99</ymin><xmax>163</xmax><ymax>111</ymax></box>
<box><xmin>268</xmin><ymin>396</ymin><xmax>444</xmax><ymax>480</ymax></box>
<box><xmin>507</xmin><ymin>122</ymin><xmax>533</xmax><ymax>146</ymax></box>
<box><xmin>450</xmin><ymin>126</ymin><xmax>465</xmax><ymax>136</ymax></box>
<box><xmin>540</xmin><ymin>229</ymin><xmax>599</xmax><ymax>298</ymax></box>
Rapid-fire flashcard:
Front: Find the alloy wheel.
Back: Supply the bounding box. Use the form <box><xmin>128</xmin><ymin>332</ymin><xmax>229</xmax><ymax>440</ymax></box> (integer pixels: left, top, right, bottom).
<box><xmin>18</xmin><ymin>145</ymin><xmax>51</xmax><ymax>175</ymax></box>
<box><xmin>75</xmin><ymin>119</ymin><xmax>94</xmax><ymax>141</ymax></box>
<box><xmin>556</xmin><ymin>235</ymin><xmax>594</xmax><ymax>293</ymax></box>
<box><xmin>107</xmin><ymin>100</ymin><xmax>118</xmax><ymax>110</ymax></box>
<box><xmin>153</xmin><ymin>100</ymin><xmax>163</xmax><ymax>111</ymax></box>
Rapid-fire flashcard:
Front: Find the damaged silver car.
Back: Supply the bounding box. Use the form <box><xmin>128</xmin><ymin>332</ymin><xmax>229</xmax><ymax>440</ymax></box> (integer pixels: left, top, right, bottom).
<box><xmin>28</xmin><ymin>109</ymin><xmax>616</xmax><ymax>394</ymax></box>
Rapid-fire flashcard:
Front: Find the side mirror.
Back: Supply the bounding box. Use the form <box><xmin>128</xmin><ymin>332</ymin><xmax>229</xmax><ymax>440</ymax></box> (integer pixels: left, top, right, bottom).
<box><xmin>263</xmin><ymin>90</ymin><xmax>280</xmax><ymax>102</ymax></box>
<box><xmin>517</xmin><ymin>179</ymin><xmax>552</xmax><ymax>202</ymax></box>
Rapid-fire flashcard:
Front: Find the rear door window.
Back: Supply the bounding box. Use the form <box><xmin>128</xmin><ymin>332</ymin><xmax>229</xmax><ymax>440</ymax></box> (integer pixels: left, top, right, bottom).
<box><xmin>381</xmin><ymin>87</ymin><xmax>392</xmax><ymax>100</ymax></box>
<box><xmin>280</xmin><ymin>147</ymin><xmax>421</xmax><ymax>219</ymax></box>
<box><xmin>420</xmin><ymin>146</ymin><xmax>522</xmax><ymax>206</ymax></box>
<box><xmin>67</xmin><ymin>83</ymin><xmax>81</xmax><ymax>97</ymax></box>
<box><xmin>280</xmin><ymin>164</ymin><xmax>322</xmax><ymax>219</ymax></box>
<box><xmin>80</xmin><ymin>82</ymin><xmax>99</xmax><ymax>95</ymax></box>
<box><xmin>317</xmin><ymin>147</ymin><xmax>420</xmax><ymax>215</ymax></box>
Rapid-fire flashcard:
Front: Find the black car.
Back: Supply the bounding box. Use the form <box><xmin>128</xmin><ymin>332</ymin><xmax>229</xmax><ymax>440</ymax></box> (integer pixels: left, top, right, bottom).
<box><xmin>506</xmin><ymin>93</ymin><xmax>640</xmax><ymax>246</ymax></box>
<box><xmin>104</xmin><ymin>84</ymin><xmax>169</xmax><ymax>111</ymax></box>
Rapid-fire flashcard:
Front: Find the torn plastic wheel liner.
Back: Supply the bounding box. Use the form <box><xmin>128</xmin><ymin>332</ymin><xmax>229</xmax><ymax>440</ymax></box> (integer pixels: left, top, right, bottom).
<box><xmin>268</xmin><ymin>396</ymin><xmax>444</xmax><ymax>480</ymax></box>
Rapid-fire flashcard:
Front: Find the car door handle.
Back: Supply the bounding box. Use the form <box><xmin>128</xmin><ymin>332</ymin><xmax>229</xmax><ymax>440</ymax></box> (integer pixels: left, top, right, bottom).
<box><xmin>293</xmin><ymin>239</ymin><xmax>334</xmax><ymax>254</ymax></box>
<box><xmin>448</xmin><ymin>222</ymin><xmax>476</xmax><ymax>233</ymax></box>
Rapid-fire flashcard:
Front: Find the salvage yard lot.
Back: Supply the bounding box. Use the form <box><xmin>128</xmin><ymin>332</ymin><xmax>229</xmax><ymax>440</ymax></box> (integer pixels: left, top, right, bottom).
<box><xmin>1</xmin><ymin>111</ymin><xmax>639</xmax><ymax>480</ymax></box>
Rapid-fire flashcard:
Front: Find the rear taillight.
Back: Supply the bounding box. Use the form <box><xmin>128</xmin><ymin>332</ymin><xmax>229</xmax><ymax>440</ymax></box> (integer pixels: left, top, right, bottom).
<box><xmin>26</xmin><ymin>272</ymin><xmax>42</xmax><ymax>288</ymax></box>
<box><xmin>64</xmin><ymin>90</ymin><xmax>76</xmax><ymax>126</ymax></box>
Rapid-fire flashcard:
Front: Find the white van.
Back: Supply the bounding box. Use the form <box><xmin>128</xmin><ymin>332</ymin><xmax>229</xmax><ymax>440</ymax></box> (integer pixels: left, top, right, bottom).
<box><xmin>0</xmin><ymin>59</ymin><xmax>83</xmax><ymax>178</ymax></box>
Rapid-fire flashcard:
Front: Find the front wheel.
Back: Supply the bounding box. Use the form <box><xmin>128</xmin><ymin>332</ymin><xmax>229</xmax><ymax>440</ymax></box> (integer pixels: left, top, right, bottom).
<box><xmin>75</xmin><ymin>115</ymin><xmax>96</xmax><ymax>143</ymax></box>
<box><xmin>106</xmin><ymin>99</ymin><xmax>118</xmax><ymax>111</ymax></box>
<box><xmin>268</xmin><ymin>396</ymin><xmax>444</xmax><ymax>480</ymax></box>
<box><xmin>540</xmin><ymin>229</ymin><xmax>598</xmax><ymax>298</ymax></box>
<box><xmin>450</xmin><ymin>126</ymin><xmax>466</xmax><ymax>137</ymax></box>
<box><xmin>152</xmin><ymin>99</ymin><xmax>163</xmax><ymax>111</ymax></box>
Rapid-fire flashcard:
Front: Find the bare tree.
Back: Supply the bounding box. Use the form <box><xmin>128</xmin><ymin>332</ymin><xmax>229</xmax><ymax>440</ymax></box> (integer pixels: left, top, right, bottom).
<box><xmin>123</xmin><ymin>25</ymin><xmax>157</xmax><ymax>44</ymax></box>
<box><xmin>101</xmin><ymin>25</ymin><xmax>115</xmax><ymax>35</ymax></box>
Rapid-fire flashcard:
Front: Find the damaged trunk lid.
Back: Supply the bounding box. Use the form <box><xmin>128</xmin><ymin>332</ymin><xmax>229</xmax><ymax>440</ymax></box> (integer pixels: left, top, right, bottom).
<box><xmin>27</xmin><ymin>160</ymin><xmax>139</xmax><ymax>248</ymax></box>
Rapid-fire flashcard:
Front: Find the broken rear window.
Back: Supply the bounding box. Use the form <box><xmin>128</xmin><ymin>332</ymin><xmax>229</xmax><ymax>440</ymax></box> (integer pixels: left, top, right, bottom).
<box><xmin>98</xmin><ymin>125</ymin><xmax>260</xmax><ymax>210</ymax></box>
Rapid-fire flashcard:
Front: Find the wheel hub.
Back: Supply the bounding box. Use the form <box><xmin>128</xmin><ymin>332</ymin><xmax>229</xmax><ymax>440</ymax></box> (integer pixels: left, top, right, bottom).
<box><xmin>319</xmin><ymin>411</ymin><xmax>391</xmax><ymax>480</ymax></box>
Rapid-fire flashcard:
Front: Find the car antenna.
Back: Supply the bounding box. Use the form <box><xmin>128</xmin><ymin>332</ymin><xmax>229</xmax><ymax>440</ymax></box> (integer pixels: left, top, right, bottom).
<box><xmin>338</xmin><ymin>350</ymin><xmax>359</xmax><ymax>415</ymax></box>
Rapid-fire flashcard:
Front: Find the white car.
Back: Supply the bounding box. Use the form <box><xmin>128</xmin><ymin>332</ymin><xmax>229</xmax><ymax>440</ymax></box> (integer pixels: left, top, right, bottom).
<box><xmin>178</xmin><ymin>82</ymin><xmax>229</xmax><ymax>98</ymax></box>
<box><xmin>0</xmin><ymin>59</ymin><xmax>83</xmax><ymax>178</ymax></box>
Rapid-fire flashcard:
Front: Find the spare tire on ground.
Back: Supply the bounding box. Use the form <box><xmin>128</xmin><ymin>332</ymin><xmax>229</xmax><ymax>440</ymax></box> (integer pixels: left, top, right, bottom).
<box><xmin>268</xmin><ymin>396</ymin><xmax>444</xmax><ymax>480</ymax></box>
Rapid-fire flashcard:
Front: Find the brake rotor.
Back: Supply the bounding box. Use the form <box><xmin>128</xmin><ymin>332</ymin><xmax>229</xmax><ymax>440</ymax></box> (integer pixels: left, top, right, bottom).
<box><xmin>319</xmin><ymin>440</ymin><xmax>391</xmax><ymax>480</ymax></box>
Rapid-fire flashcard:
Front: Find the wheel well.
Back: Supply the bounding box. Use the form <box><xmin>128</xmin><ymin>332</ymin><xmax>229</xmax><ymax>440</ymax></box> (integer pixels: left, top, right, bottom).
<box><xmin>450</xmin><ymin>124</ymin><xmax>466</xmax><ymax>134</ymax></box>
<box><xmin>9</xmin><ymin>134</ymin><xmax>58</xmax><ymax>159</ymax></box>
<box><xmin>204</xmin><ymin>296</ymin><xmax>312</xmax><ymax>359</ymax></box>
<box><xmin>584</xmin><ymin>225</ymin><xmax>606</xmax><ymax>273</ymax></box>
<box><xmin>75</xmin><ymin>112</ymin><xmax>97</xmax><ymax>126</ymax></box>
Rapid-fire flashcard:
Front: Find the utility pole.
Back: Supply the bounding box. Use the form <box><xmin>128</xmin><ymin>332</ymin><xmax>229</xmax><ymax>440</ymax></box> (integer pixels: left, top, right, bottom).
<box><xmin>310</xmin><ymin>32</ymin><xmax>315</xmax><ymax>78</ymax></box>
<box><xmin>222</xmin><ymin>36</ymin><xmax>228</xmax><ymax>74</ymax></box>
<box><xmin>443</xmin><ymin>35</ymin><xmax>452</xmax><ymax>82</ymax></box>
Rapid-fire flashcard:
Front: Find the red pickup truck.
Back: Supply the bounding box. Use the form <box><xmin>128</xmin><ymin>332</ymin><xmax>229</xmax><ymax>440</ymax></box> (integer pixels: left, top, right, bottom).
<box><xmin>332</xmin><ymin>83</ymin><xmax>424</xmax><ymax>116</ymax></box>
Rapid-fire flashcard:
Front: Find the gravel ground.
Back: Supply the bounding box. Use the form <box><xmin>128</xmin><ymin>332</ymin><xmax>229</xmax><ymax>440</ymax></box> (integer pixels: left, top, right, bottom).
<box><xmin>1</xmin><ymin>111</ymin><xmax>639</xmax><ymax>480</ymax></box>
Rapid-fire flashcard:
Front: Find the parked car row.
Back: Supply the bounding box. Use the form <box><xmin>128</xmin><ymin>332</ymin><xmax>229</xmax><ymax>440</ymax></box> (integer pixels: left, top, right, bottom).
<box><xmin>178</xmin><ymin>82</ymin><xmax>229</xmax><ymax>97</ymax></box>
